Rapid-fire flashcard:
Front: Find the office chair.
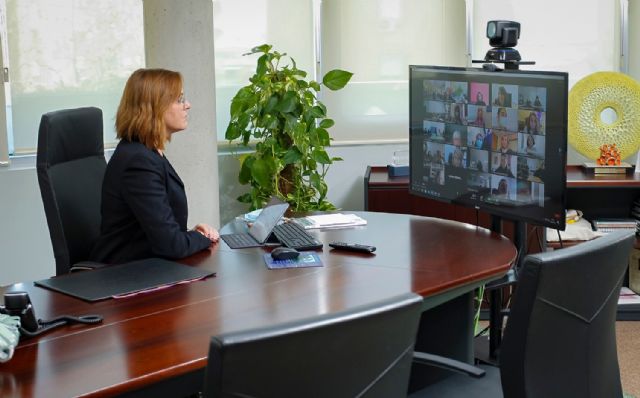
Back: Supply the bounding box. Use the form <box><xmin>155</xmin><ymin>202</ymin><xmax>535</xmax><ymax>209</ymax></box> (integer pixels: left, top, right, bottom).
<box><xmin>410</xmin><ymin>229</ymin><xmax>635</xmax><ymax>398</ymax></box>
<box><xmin>202</xmin><ymin>292</ymin><xmax>423</xmax><ymax>398</ymax></box>
<box><xmin>36</xmin><ymin>107</ymin><xmax>107</xmax><ymax>276</ymax></box>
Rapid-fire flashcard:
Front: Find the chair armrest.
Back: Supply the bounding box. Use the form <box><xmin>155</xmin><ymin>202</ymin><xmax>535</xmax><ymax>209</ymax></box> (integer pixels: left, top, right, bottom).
<box><xmin>69</xmin><ymin>261</ymin><xmax>108</xmax><ymax>272</ymax></box>
<box><xmin>485</xmin><ymin>268</ymin><xmax>517</xmax><ymax>290</ymax></box>
<box><xmin>413</xmin><ymin>351</ymin><xmax>486</xmax><ymax>378</ymax></box>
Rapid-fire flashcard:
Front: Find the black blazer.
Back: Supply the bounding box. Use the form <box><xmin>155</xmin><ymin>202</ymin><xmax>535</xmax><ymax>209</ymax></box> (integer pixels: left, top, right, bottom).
<box><xmin>90</xmin><ymin>140</ymin><xmax>211</xmax><ymax>264</ymax></box>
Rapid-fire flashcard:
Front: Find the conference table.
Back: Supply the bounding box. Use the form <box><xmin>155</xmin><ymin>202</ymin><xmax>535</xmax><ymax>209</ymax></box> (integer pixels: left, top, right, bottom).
<box><xmin>0</xmin><ymin>211</ymin><xmax>516</xmax><ymax>397</ymax></box>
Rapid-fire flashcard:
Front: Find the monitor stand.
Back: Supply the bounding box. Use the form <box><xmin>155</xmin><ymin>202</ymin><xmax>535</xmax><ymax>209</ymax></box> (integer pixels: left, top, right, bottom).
<box><xmin>476</xmin><ymin>215</ymin><xmax>525</xmax><ymax>365</ymax></box>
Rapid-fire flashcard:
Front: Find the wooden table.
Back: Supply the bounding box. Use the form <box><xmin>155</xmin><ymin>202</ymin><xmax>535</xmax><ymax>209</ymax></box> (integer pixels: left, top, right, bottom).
<box><xmin>0</xmin><ymin>212</ymin><xmax>516</xmax><ymax>397</ymax></box>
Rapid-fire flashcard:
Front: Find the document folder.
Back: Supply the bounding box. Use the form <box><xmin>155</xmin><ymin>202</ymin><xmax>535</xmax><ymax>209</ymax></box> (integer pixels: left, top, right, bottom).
<box><xmin>34</xmin><ymin>258</ymin><xmax>214</xmax><ymax>302</ymax></box>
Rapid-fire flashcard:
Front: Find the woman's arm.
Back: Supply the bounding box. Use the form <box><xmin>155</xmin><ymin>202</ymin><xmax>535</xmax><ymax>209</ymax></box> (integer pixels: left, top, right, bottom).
<box><xmin>121</xmin><ymin>153</ymin><xmax>212</xmax><ymax>259</ymax></box>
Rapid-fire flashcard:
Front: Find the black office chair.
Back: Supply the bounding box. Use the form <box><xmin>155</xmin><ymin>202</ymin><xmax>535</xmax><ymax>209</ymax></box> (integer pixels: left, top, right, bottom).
<box><xmin>36</xmin><ymin>107</ymin><xmax>107</xmax><ymax>276</ymax></box>
<box><xmin>202</xmin><ymin>292</ymin><xmax>423</xmax><ymax>398</ymax></box>
<box><xmin>411</xmin><ymin>230</ymin><xmax>635</xmax><ymax>398</ymax></box>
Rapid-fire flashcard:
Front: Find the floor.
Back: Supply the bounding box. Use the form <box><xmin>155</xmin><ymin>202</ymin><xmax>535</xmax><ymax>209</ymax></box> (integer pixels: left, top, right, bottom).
<box><xmin>618</xmin><ymin>321</ymin><xmax>640</xmax><ymax>397</ymax></box>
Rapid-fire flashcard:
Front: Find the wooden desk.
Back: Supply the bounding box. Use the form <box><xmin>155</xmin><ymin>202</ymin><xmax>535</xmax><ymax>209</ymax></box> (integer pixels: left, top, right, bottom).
<box><xmin>0</xmin><ymin>212</ymin><xmax>515</xmax><ymax>397</ymax></box>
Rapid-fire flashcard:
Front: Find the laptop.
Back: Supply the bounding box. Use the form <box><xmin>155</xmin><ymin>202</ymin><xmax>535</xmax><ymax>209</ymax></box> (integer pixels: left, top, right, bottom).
<box><xmin>220</xmin><ymin>198</ymin><xmax>290</xmax><ymax>249</ymax></box>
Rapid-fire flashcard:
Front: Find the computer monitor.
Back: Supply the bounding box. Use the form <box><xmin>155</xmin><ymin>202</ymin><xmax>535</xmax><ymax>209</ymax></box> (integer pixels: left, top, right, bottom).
<box><xmin>409</xmin><ymin>65</ymin><xmax>568</xmax><ymax>229</ymax></box>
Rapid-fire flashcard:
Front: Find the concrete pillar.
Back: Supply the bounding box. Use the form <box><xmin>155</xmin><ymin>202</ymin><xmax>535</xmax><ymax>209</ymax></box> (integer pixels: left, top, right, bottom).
<box><xmin>143</xmin><ymin>0</ymin><xmax>220</xmax><ymax>228</ymax></box>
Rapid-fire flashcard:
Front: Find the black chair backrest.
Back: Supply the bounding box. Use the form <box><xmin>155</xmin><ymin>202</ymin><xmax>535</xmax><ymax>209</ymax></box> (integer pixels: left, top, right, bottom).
<box><xmin>36</xmin><ymin>107</ymin><xmax>106</xmax><ymax>275</ymax></box>
<box><xmin>203</xmin><ymin>292</ymin><xmax>424</xmax><ymax>398</ymax></box>
<box><xmin>500</xmin><ymin>230</ymin><xmax>635</xmax><ymax>398</ymax></box>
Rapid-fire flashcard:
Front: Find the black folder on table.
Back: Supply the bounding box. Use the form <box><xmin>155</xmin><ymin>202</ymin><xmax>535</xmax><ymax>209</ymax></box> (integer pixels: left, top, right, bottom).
<box><xmin>34</xmin><ymin>258</ymin><xmax>214</xmax><ymax>302</ymax></box>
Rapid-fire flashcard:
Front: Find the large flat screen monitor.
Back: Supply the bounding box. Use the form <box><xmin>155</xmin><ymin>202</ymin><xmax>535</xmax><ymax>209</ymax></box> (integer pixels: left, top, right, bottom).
<box><xmin>409</xmin><ymin>65</ymin><xmax>568</xmax><ymax>229</ymax></box>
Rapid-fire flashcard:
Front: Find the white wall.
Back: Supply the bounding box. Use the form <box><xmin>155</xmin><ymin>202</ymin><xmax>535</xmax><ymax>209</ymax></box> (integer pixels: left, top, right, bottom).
<box><xmin>0</xmin><ymin>166</ymin><xmax>54</xmax><ymax>285</ymax></box>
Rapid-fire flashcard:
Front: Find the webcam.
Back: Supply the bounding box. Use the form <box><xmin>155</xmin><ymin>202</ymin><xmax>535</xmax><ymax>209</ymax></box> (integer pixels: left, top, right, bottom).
<box><xmin>472</xmin><ymin>20</ymin><xmax>534</xmax><ymax>70</ymax></box>
<box><xmin>486</xmin><ymin>20</ymin><xmax>520</xmax><ymax>48</ymax></box>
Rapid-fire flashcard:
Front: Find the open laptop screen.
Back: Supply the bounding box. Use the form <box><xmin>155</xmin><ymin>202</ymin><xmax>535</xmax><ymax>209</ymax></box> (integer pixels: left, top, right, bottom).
<box><xmin>248</xmin><ymin>199</ymin><xmax>289</xmax><ymax>244</ymax></box>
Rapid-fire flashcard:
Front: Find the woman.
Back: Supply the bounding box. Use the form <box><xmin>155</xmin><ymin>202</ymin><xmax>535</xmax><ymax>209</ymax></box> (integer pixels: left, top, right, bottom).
<box><xmin>494</xmin><ymin>86</ymin><xmax>509</xmax><ymax>107</ymax></box>
<box><xmin>526</xmin><ymin>111</ymin><xmax>541</xmax><ymax>134</ymax></box>
<box><xmin>525</xmin><ymin>134</ymin><xmax>537</xmax><ymax>155</ymax></box>
<box><xmin>91</xmin><ymin>68</ymin><xmax>218</xmax><ymax>264</ymax></box>
<box><xmin>452</xmin><ymin>104</ymin><xmax>463</xmax><ymax>124</ymax></box>
<box><xmin>496</xmin><ymin>107</ymin><xmax>509</xmax><ymax>130</ymax></box>
<box><xmin>498</xmin><ymin>133</ymin><xmax>515</xmax><ymax>154</ymax></box>
<box><xmin>473</xmin><ymin>107</ymin><xmax>485</xmax><ymax>127</ymax></box>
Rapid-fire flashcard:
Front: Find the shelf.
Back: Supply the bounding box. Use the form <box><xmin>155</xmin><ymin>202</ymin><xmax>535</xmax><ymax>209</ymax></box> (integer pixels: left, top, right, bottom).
<box><xmin>566</xmin><ymin>165</ymin><xmax>640</xmax><ymax>188</ymax></box>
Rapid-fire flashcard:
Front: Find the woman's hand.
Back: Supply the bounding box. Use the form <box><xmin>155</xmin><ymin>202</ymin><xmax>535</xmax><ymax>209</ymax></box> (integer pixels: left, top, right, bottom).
<box><xmin>193</xmin><ymin>223</ymin><xmax>220</xmax><ymax>243</ymax></box>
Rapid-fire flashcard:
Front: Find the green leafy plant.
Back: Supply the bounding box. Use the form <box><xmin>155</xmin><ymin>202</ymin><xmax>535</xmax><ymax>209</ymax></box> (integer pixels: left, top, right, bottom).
<box><xmin>225</xmin><ymin>44</ymin><xmax>353</xmax><ymax>211</ymax></box>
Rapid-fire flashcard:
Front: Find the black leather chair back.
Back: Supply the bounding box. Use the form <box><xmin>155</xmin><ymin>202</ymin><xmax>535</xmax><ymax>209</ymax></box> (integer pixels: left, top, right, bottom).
<box><xmin>36</xmin><ymin>107</ymin><xmax>106</xmax><ymax>275</ymax></box>
<box><xmin>203</xmin><ymin>292</ymin><xmax>424</xmax><ymax>398</ymax></box>
<box><xmin>500</xmin><ymin>230</ymin><xmax>634</xmax><ymax>398</ymax></box>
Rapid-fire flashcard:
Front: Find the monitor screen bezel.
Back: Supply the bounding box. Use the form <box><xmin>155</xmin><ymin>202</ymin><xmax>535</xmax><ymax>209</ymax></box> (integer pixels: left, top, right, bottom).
<box><xmin>408</xmin><ymin>64</ymin><xmax>568</xmax><ymax>230</ymax></box>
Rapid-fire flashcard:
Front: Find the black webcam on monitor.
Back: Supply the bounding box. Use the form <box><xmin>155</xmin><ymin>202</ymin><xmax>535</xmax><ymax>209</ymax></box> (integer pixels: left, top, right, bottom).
<box><xmin>487</xmin><ymin>20</ymin><xmax>520</xmax><ymax>48</ymax></box>
<box><xmin>472</xmin><ymin>20</ymin><xmax>534</xmax><ymax>70</ymax></box>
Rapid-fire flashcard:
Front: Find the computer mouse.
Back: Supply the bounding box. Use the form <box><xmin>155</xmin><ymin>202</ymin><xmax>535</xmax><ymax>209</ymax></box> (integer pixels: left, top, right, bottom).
<box><xmin>271</xmin><ymin>247</ymin><xmax>300</xmax><ymax>261</ymax></box>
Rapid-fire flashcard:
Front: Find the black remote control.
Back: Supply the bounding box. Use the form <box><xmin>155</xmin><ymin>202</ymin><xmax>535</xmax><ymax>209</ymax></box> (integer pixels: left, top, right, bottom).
<box><xmin>329</xmin><ymin>242</ymin><xmax>376</xmax><ymax>253</ymax></box>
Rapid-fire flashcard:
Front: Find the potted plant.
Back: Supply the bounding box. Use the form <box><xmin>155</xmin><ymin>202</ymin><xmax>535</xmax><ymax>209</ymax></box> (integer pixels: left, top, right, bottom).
<box><xmin>225</xmin><ymin>44</ymin><xmax>353</xmax><ymax>211</ymax></box>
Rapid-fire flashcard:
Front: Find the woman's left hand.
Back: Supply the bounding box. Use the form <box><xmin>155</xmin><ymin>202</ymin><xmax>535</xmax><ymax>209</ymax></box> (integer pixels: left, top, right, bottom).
<box><xmin>193</xmin><ymin>223</ymin><xmax>220</xmax><ymax>243</ymax></box>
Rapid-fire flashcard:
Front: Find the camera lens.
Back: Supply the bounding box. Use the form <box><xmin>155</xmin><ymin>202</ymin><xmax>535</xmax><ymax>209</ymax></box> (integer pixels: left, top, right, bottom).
<box><xmin>487</xmin><ymin>22</ymin><xmax>497</xmax><ymax>38</ymax></box>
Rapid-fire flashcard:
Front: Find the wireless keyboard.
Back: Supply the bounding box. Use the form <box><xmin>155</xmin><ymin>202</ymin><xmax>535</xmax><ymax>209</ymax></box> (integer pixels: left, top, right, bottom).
<box><xmin>272</xmin><ymin>222</ymin><xmax>323</xmax><ymax>250</ymax></box>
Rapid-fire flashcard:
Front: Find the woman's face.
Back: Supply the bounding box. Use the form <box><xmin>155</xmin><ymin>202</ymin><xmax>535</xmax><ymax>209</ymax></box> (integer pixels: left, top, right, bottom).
<box><xmin>529</xmin><ymin>114</ymin><xmax>538</xmax><ymax>129</ymax></box>
<box><xmin>527</xmin><ymin>135</ymin><xmax>535</xmax><ymax>147</ymax></box>
<box><xmin>164</xmin><ymin>92</ymin><xmax>191</xmax><ymax>135</ymax></box>
<box><xmin>452</xmin><ymin>131</ymin><xmax>462</xmax><ymax>146</ymax></box>
<box><xmin>500</xmin><ymin>135</ymin><xmax>509</xmax><ymax>149</ymax></box>
<box><xmin>498</xmin><ymin>180</ymin><xmax>508</xmax><ymax>194</ymax></box>
<box><xmin>477</xmin><ymin>92</ymin><xmax>483</xmax><ymax>102</ymax></box>
<box><xmin>453</xmin><ymin>151</ymin><xmax>462</xmax><ymax>166</ymax></box>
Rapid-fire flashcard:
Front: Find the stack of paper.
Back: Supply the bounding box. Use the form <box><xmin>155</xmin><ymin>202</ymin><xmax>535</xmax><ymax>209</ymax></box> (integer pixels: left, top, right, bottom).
<box><xmin>619</xmin><ymin>287</ymin><xmax>640</xmax><ymax>306</ymax></box>
<box><xmin>292</xmin><ymin>213</ymin><xmax>367</xmax><ymax>230</ymax></box>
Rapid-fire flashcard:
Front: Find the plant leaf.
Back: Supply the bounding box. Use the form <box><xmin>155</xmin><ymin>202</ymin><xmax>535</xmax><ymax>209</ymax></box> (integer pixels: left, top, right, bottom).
<box><xmin>322</xmin><ymin>69</ymin><xmax>353</xmax><ymax>91</ymax></box>
<box><xmin>312</xmin><ymin>149</ymin><xmax>331</xmax><ymax>164</ymax></box>
<box><xmin>309</xmin><ymin>81</ymin><xmax>321</xmax><ymax>91</ymax></box>
<box><xmin>309</xmin><ymin>172</ymin><xmax>322</xmax><ymax>193</ymax></box>
<box><xmin>277</xmin><ymin>91</ymin><xmax>297</xmax><ymax>113</ymax></box>
<box><xmin>316</xmin><ymin>128</ymin><xmax>330</xmax><ymax>146</ymax></box>
<box><xmin>252</xmin><ymin>156</ymin><xmax>275</xmax><ymax>188</ymax></box>
<box><xmin>309</xmin><ymin>106</ymin><xmax>325</xmax><ymax>118</ymax></box>
<box><xmin>225</xmin><ymin>122</ymin><xmax>241</xmax><ymax>141</ymax></box>
<box><xmin>282</xmin><ymin>148</ymin><xmax>303</xmax><ymax>165</ymax></box>
<box><xmin>239</xmin><ymin>155</ymin><xmax>254</xmax><ymax>184</ymax></box>
<box><xmin>246</xmin><ymin>44</ymin><xmax>272</xmax><ymax>55</ymax></box>
<box><xmin>237</xmin><ymin>193</ymin><xmax>252</xmax><ymax>203</ymax></box>
<box><xmin>319</xmin><ymin>118</ymin><xmax>335</xmax><ymax>129</ymax></box>
<box><xmin>256</xmin><ymin>54</ymin><xmax>270</xmax><ymax>75</ymax></box>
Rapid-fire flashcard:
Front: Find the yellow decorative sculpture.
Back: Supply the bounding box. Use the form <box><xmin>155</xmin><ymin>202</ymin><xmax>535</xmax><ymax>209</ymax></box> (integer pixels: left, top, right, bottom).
<box><xmin>568</xmin><ymin>71</ymin><xmax>640</xmax><ymax>160</ymax></box>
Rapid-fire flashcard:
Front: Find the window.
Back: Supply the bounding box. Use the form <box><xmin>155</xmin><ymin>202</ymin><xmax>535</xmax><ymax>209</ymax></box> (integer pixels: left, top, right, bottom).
<box><xmin>213</xmin><ymin>0</ymin><xmax>466</xmax><ymax>145</ymax></box>
<box><xmin>472</xmin><ymin>0</ymin><xmax>619</xmax><ymax>88</ymax></box>
<box><xmin>213</xmin><ymin>0</ymin><xmax>314</xmax><ymax>143</ymax></box>
<box><xmin>321</xmin><ymin>0</ymin><xmax>466</xmax><ymax>142</ymax></box>
<box><xmin>2</xmin><ymin>0</ymin><xmax>144</xmax><ymax>156</ymax></box>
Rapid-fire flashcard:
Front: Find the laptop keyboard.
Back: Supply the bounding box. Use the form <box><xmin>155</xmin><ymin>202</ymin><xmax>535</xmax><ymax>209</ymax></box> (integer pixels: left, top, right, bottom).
<box><xmin>273</xmin><ymin>222</ymin><xmax>323</xmax><ymax>250</ymax></box>
<box><xmin>220</xmin><ymin>233</ymin><xmax>260</xmax><ymax>249</ymax></box>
